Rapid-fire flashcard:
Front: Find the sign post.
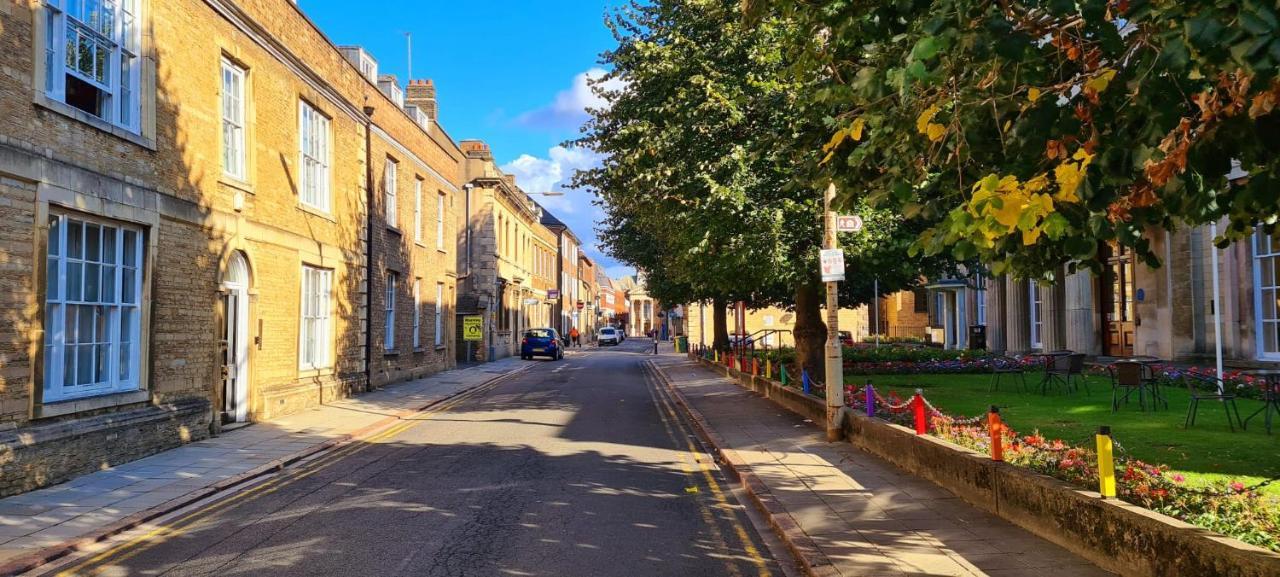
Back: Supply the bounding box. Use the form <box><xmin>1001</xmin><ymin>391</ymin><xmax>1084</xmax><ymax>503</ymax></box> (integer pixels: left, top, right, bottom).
<box><xmin>823</xmin><ymin>183</ymin><xmax>845</xmax><ymax>442</ymax></box>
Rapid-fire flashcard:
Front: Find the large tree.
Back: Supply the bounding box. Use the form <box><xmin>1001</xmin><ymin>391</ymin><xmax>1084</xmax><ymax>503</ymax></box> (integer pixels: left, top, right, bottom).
<box><xmin>578</xmin><ymin>0</ymin><xmax>952</xmax><ymax>373</ymax></box>
<box><xmin>760</xmin><ymin>0</ymin><xmax>1280</xmax><ymax>279</ymax></box>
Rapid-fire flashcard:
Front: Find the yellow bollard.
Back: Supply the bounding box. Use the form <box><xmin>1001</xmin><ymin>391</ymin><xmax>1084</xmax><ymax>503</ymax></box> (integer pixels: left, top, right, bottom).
<box><xmin>1096</xmin><ymin>426</ymin><xmax>1116</xmax><ymax>499</ymax></box>
<box><xmin>714</xmin><ymin>349</ymin><xmax>719</xmax><ymax>363</ymax></box>
<box><xmin>766</xmin><ymin>358</ymin><xmax>773</xmax><ymax>379</ymax></box>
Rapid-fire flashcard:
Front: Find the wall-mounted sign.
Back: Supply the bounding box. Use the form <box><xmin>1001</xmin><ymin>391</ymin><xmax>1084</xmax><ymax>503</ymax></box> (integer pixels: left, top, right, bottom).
<box><xmin>548</xmin><ymin>289</ymin><xmax>560</xmax><ymax>299</ymax></box>
<box><xmin>576</xmin><ymin>301</ymin><xmax>585</xmax><ymax>310</ymax></box>
<box><xmin>462</xmin><ymin>315</ymin><xmax>483</xmax><ymax>341</ymax></box>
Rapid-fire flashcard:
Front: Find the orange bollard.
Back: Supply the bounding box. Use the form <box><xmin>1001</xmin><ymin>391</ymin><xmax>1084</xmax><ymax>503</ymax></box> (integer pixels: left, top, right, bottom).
<box><xmin>988</xmin><ymin>406</ymin><xmax>1003</xmax><ymax>462</ymax></box>
<box><xmin>753</xmin><ymin>357</ymin><xmax>760</xmax><ymax>376</ymax></box>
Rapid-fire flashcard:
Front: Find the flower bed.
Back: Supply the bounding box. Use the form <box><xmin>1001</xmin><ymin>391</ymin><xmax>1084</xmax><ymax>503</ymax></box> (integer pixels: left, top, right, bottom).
<box><xmin>843</xmin><ymin>384</ymin><xmax>1280</xmax><ymax>552</ymax></box>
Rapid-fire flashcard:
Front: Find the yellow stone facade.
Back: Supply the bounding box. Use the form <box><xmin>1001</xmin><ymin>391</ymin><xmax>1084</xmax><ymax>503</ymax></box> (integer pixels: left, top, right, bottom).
<box><xmin>0</xmin><ymin>0</ymin><xmax>460</xmax><ymax>496</ymax></box>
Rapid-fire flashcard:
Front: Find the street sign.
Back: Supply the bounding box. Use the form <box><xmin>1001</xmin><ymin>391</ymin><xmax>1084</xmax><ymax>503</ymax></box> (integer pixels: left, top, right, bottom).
<box><xmin>462</xmin><ymin>315</ymin><xmax>483</xmax><ymax>341</ymax></box>
<box><xmin>576</xmin><ymin>301</ymin><xmax>585</xmax><ymax>310</ymax></box>
<box><xmin>820</xmin><ymin>248</ymin><xmax>845</xmax><ymax>282</ymax></box>
<box><xmin>836</xmin><ymin>214</ymin><xmax>864</xmax><ymax>233</ymax></box>
<box><xmin>523</xmin><ymin>298</ymin><xmax>540</xmax><ymax>306</ymax></box>
<box><xmin>548</xmin><ymin>289</ymin><xmax>560</xmax><ymax>299</ymax></box>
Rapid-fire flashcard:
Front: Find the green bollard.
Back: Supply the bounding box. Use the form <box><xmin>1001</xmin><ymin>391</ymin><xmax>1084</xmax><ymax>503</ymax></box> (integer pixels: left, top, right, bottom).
<box><xmin>780</xmin><ymin>364</ymin><xmax>789</xmax><ymax>386</ymax></box>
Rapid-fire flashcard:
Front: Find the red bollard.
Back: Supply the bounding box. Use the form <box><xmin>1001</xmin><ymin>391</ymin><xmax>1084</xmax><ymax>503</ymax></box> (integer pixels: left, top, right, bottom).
<box><xmin>753</xmin><ymin>357</ymin><xmax>760</xmax><ymax>376</ymax></box>
<box><xmin>988</xmin><ymin>406</ymin><xmax>1003</xmax><ymax>462</ymax></box>
<box><xmin>913</xmin><ymin>391</ymin><xmax>927</xmax><ymax>435</ymax></box>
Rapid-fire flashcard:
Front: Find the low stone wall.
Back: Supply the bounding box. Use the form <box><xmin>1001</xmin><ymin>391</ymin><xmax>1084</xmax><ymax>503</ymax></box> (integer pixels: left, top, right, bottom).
<box><xmin>690</xmin><ymin>354</ymin><xmax>1280</xmax><ymax>577</ymax></box>
<box><xmin>0</xmin><ymin>398</ymin><xmax>210</xmax><ymax>498</ymax></box>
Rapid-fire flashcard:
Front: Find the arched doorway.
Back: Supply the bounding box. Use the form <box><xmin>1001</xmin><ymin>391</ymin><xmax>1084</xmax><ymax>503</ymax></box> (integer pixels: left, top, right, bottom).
<box><xmin>221</xmin><ymin>252</ymin><xmax>250</xmax><ymax>423</ymax></box>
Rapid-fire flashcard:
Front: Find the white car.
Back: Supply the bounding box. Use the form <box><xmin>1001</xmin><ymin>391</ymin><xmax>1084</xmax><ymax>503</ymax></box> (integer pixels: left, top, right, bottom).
<box><xmin>597</xmin><ymin>327</ymin><xmax>620</xmax><ymax>346</ymax></box>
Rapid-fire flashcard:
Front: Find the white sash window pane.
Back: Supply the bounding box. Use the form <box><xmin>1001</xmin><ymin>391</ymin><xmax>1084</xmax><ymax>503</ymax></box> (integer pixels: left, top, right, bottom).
<box><xmin>434</xmin><ymin>283</ymin><xmax>443</xmax><ymax>346</ymax></box>
<box><xmin>384</xmin><ymin>273</ymin><xmax>396</xmax><ymax>350</ymax></box>
<box><xmin>384</xmin><ymin>160</ymin><xmax>398</xmax><ymax>228</ymax></box>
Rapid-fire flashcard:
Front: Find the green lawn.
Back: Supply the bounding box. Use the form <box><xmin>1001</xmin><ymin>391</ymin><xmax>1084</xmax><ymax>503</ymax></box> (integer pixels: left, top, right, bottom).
<box><xmin>849</xmin><ymin>371</ymin><xmax>1280</xmax><ymax>494</ymax></box>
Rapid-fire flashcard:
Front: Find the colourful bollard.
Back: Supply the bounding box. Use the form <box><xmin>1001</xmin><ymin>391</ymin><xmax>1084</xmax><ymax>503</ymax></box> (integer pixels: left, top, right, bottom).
<box><xmin>801</xmin><ymin>369</ymin><xmax>811</xmax><ymax>395</ymax></box>
<box><xmin>988</xmin><ymin>406</ymin><xmax>1004</xmax><ymax>462</ymax></box>
<box><xmin>780</xmin><ymin>365</ymin><xmax>789</xmax><ymax>386</ymax></box>
<box><xmin>753</xmin><ymin>357</ymin><xmax>760</xmax><ymax>376</ymax></box>
<box><xmin>865</xmin><ymin>383</ymin><xmax>876</xmax><ymax>418</ymax></box>
<box><xmin>1096</xmin><ymin>426</ymin><xmax>1117</xmax><ymax>498</ymax></box>
<box><xmin>913</xmin><ymin>391</ymin><xmax>927</xmax><ymax>435</ymax></box>
<box><xmin>714</xmin><ymin>349</ymin><xmax>719</xmax><ymax>363</ymax></box>
<box><xmin>766</xmin><ymin>358</ymin><xmax>773</xmax><ymax>379</ymax></box>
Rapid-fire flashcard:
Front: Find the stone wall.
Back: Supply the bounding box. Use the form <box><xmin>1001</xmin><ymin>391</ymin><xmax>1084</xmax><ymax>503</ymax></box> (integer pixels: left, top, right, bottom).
<box><xmin>695</xmin><ymin>355</ymin><xmax>1280</xmax><ymax>577</ymax></box>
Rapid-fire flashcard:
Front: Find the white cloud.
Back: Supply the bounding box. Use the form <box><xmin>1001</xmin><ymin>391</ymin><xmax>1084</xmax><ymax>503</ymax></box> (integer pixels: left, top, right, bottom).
<box><xmin>605</xmin><ymin>265</ymin><xmax>636</xmax><ymax>280</ymax></box>
<box><xmin>514</xmin><ymin>68</ymin><xmax>625</xmax><ymax>131</ymax></box>
<box><xmin>501</xmin><ymin>145</ymin><xmax>626</xmax><ymax>274</ymax></box>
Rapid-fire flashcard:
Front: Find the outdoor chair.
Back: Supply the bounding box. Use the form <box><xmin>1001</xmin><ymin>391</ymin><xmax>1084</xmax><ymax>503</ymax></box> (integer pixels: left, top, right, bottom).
<box><xmin>1109</xmin><ymin>361</ymin><xmax>1151</xmax><ymax>411</ymax></box>
<box><xmin>1043</xmin><ymin>353</ymin><xmax>1086</xmax><ymax>394</ymax></box>
<box><xmin>989</xmin><ymin>355</ymin><xmax>1028</xmax><ymax>392</ymax></box>
<box><xmin>1182</xmin><ymin>373</ymin><xmax>1243</xmax><ymax>432</ymax></box>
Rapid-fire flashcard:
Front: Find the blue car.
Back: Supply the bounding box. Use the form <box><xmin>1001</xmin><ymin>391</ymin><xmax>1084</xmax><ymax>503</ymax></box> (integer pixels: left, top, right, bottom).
<box><xmin>521</xmin><ymin>328</ymin><xmax>563</xmax><ymax>360</ymax></box>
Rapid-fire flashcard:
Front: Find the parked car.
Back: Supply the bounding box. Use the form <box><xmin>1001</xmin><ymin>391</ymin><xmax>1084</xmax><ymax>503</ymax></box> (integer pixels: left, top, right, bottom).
<box><xmin>521</xmin><ymin>328</ymin><xmax>563</xmax><ymax>360</ymax></box>
<box><xmin>838</xmin><ymin>331</ymin><xmax>854</xmax><ymax>347</ymax></box>
<box><xmin>597</xmin><ymin>327</ymin><xmax>620</xmax><ymax>346</ymax></box>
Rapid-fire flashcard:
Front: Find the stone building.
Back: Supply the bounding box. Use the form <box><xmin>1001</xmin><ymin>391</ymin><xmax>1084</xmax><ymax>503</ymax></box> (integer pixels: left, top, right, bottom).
<box><xmin>540</xmin><ymin>210</ymin><xmax>583</xmax><ymax>337</ymax></box>
<box><xmin>684</xmin><ymin>303</ymin><xmax>871</xmax><ymax>348</ymax></box>
<box><xmin>456</xmin><ymin>140</ymin><xmax>552</xmax><ymax>361</ymax></box>
<box><xmin>616</xmin><ymin>275</ymin><xmax>655</xmax><ymax>337</ymax></box>
<box><xmin>0</xmin><ymin>0</ymin><xmax>460</xmax><ymax>497</ymax></box>
<box><xmin>578</xmin><ymin>254</ymin><xmax>598</xmax><ymax>338</ymax></box>
<box><xmin>926</xmin><ymin>228</ymin><xmax>1280</xmax><ymax>365</ymax></box>
<box><xmin>364</xmin><ymin>75</ymin><xmax>462</xmax><ymax>387</ymax></box>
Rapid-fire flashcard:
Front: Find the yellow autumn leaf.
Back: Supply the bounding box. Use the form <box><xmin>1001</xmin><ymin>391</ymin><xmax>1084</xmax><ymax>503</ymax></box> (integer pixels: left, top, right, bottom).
<box><xmin>1023</xmin><ymin>174</ymin><xmax>1049</xmax><ymax>193</ymax></box>
<box><xmin>916</xmin><ymin>104</ymin><xmax>940</xmax><ymax>135</ymax></box>
<box><xmin>1022</xmin><ymin>226</ymin><xmax>1043</xmax><ymax>246</ymax></box>
<box><xmin>1054</xmin><ymin>162</ymin><xmax>1084</xmax><ymax>202</ymax></box>
<box><xmin>822</xmin><ymin>128</ymin><xmax>849</xmax><ymax>154</ymax></box>
<box><xmin>992</xmin><ymin>197</ymin><xmax>1025</xmax><ymax>229</ymax></box>
<box><xmin>926</xmin><ymin>123</ymin><xmax>947</xmax><ymax>142</ymax></box>
<box><xmin>851</xmin><ymin>118</ymin><xmax>866</xmax><ymax>141</ymax></box>
<box><xmin>1028</xmin><ymin>87</ymin><xmax>1042</xmax><ymax>102</ymax></box>
<box><xmin>1085</xmin><ymin>69</ymin><xmax>1118</xmax><ymax>93</ymax></box>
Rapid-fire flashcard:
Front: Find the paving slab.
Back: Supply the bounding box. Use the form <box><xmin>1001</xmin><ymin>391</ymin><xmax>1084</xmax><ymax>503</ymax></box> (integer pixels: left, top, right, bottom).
<box><xmin>0</xmin><ymin>356</ymin><xmax>528</xmax><ymax>570</ymax></box>
<box><xmin>652</xmin><ymin>356</ymin><xmax>1113</xmax><ymax>577</ymax></box>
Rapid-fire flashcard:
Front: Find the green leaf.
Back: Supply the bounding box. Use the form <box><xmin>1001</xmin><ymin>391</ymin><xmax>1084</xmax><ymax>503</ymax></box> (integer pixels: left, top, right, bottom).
<box><xmin>912</xmin><ymin>37</ymin><xmax>941</xmax><ymax>61</ymax></box>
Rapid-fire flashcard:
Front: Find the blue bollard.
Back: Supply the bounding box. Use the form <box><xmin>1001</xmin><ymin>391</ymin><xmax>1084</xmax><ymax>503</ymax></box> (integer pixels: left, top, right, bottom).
<box><xmin>802</xmin><ymin>369</ymin><xmax>811</xmax><ymax>395</ymax></box>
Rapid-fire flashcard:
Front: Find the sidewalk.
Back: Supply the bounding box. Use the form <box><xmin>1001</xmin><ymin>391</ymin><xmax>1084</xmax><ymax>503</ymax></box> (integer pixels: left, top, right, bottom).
<box><xmin>0</xmin><ymin>357</ymin><xmax>528</xmax><ymax>571</ymax></box>
<box><xmin>651</xmin><ymin>355</ymin><xmax>1112</xmax><ymax>577</ymax></box>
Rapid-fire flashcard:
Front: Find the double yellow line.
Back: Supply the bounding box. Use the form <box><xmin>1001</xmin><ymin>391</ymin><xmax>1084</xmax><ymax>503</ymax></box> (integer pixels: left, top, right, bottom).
<box><xmin>55</xmin><ymin>371</ymin><xmax>518</xmax><ymax>576</ymax></box>
<box><xmin>642</xmin><ymin>361</ymin><xmax>772</xmax><ymax>577</ymax></box>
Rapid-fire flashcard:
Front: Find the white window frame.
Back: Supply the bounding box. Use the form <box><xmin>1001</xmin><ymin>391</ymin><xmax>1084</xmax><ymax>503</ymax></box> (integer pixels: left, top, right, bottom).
<box><xmin>43</xmin><ymin>212</ymin><xmax>144</xmax><ymax>403</ymax></box>
<box><xmin>1029</xmin><ymin>282</ymin><xmax>1043</xmax><ymax>349</ymax></box>
<box><xmin>384</xmin><ymin>158</ymin><xmax>398</xmax><ymax>229</ymax></box>
<box><xmin>1253</xmin><ymin>230</ymin><xmax>1280</xmax><ymax>360</ymax></box>
<box><xmin>220</xmin><ymin>59</ymin><xmax>247</xmax><ymax>181</ymax></box>
<box><xmin>43</xmin><ymin>0</ymin><xmax>142</xmax><ymax>133</ymax></box>
<box><xmin>385</xmin><ymin>272</ymin><xmax>397</xmax><ymax>351</ymax></box>
<box><xmin>975</xmin><ymin>281</ymin><xmax>987</xmax><ymax>326</ymax></box>
<box><xmin>435</xmin><ymin>283</ymin><xmax>444</xmax><ymax>347</ymax></box>
<box><xmin>299</xmin><ymin>265</ymin><xmax>332</xmax><ymax>370</ymax></box>
<box><xmin>436</xmin><ymin>193</ymin><xmax>446</xmax><ymax>250</ymax></box>
<box><xmin>298</xmin><ymin>100</ymin><xmax>331</xmax><ymax>212</ymax></box>
<box><xmin>412</xmin><ymin>279</ymin><xmax>422</xmax><ymax>349</ymax></box>
<box><xmin>413</xmin><ymin>178</ymin><xmax>423</xmax><ymax>244</ymax></box>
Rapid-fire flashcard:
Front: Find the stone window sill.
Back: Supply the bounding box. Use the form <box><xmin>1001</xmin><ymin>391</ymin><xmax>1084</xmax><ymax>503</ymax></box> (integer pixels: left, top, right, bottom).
<box><xmin>35</xmin><ymin>389</ymin><xmax>151</xmax><ymax>419</ymax></box>
<box><xmin>33</xmin><ymin>93</ymin><xmax>156</xmax><ymax>151</ymax></box>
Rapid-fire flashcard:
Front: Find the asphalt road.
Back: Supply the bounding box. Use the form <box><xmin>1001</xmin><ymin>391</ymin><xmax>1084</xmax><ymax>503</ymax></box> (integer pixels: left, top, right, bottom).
<box><xmin>51</xmin><ymin>341</ymin><xmax>784</xmax><ymax>577</ymax></box>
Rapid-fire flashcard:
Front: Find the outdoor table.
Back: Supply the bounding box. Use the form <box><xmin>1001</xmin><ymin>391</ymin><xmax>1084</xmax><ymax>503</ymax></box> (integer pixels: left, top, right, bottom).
<box><xmin>1123</xmin><ymin>357</ymin><xmax>1167</xmax><ymax>409</ymax></box>
<box><xmin>1241</xmin><ymin>369</ymin><xmax>1280</xmax><ymax>434</ymax></box>
<box><xmin>1033</xmin><ymin>351</ymin><xmax>1072</xmax><ymax>394</ymax></box>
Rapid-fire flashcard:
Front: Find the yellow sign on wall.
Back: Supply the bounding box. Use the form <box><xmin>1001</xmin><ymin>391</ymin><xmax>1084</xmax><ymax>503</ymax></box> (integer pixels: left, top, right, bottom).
<box><xmin>463</xmin><ymin>316</ymin><xmax>483</xmax><ymax>341</ymax></box>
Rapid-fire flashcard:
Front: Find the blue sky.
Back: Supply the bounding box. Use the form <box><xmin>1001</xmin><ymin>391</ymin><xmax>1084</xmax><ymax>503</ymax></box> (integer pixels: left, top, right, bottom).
<box><xmin>303</xmin><ymin>0</ymin><xmax>634</xmax><ymax>279</ymax></box>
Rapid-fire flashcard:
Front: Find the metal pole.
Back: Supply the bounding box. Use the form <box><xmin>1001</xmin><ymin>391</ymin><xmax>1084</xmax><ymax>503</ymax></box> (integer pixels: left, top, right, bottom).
<box><xmin>1210</xmin><ymin>222</ymin><xmax>1225</xmax><ymax>395</ymax></box>
<box><xmin>405</xmin><ymin>32</ymin><xmax>413</xmax><ymax>81</ymax></box>
<box><xmin>824</xmin><ymin>183</ymin><xmax>844</xmax><ymax>442</ymax></box>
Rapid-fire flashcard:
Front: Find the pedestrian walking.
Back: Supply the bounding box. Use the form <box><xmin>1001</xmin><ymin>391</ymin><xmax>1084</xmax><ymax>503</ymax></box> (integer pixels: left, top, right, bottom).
<box><xmin>569</xmin><ymin>327</ymin><xmax>581</xmax><ymax>348</ymax></box>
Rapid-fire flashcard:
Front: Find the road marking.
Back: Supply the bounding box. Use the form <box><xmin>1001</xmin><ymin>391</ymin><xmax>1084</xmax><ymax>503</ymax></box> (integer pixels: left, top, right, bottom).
<box><xmin>54</xmin><ymin>371</ymin><xmax>519</xmax><ymax>576</ymax></box>
<box><xmin>642</xmin><ymin>362</ymin><xmax>772</xmax><ymax>577</ymax></box>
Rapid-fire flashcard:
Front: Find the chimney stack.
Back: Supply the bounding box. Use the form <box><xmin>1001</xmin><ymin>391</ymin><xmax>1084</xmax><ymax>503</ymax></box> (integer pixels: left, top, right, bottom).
<box><xmin>406</xmin><ymin>79</ymin><xmax>438</xmax><ymax>122</ymax></box>
<box><xmin>459</xmin><ymin>140</ymin><xmax>492</xmax><ymax>160</ymax></box>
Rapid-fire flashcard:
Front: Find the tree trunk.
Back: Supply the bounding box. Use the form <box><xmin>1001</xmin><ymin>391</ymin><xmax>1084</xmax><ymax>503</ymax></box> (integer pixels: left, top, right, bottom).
<box><xmin>792</xmin><ymin>281</ymin><xmax>827</xmax><ymax>377</ymax></box>
<box><xmin>712</xmin><ymin>297</ymin><xmax>730</xmax><ymax>351</ymax></box>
